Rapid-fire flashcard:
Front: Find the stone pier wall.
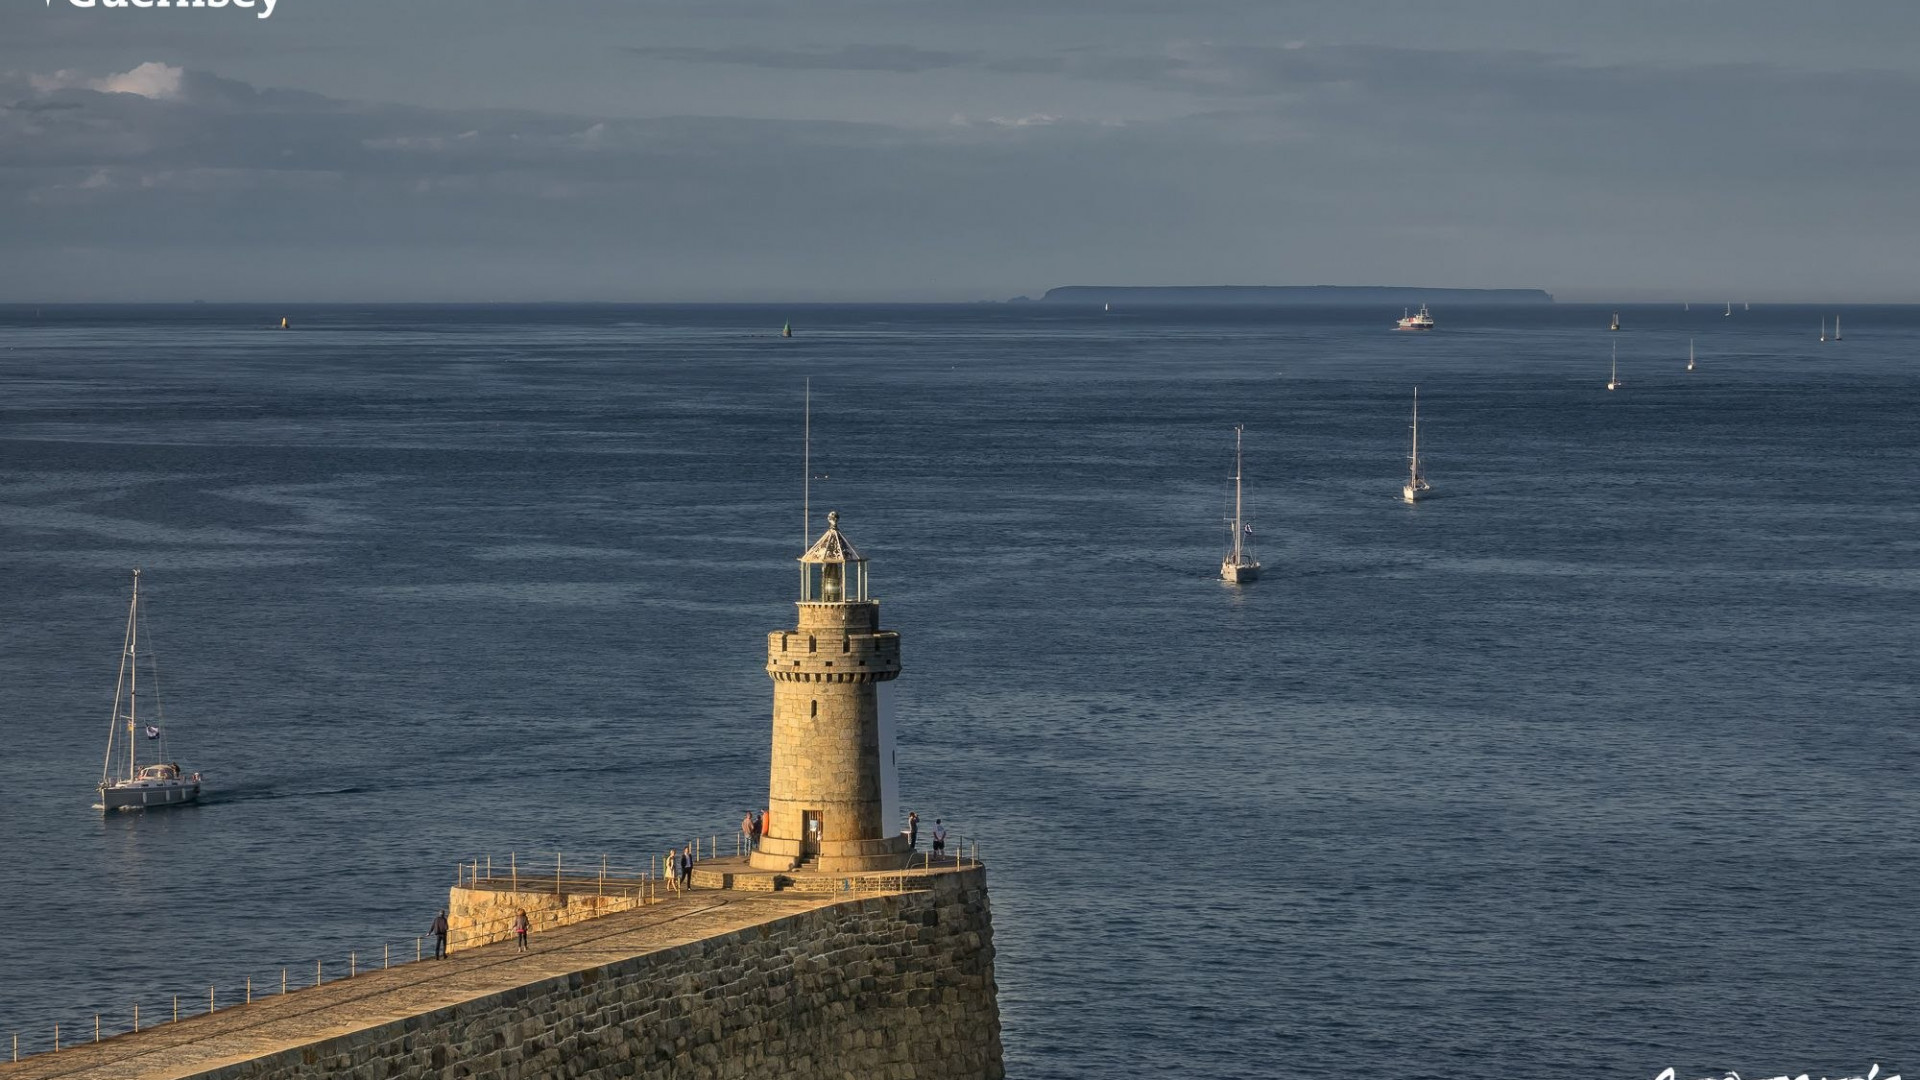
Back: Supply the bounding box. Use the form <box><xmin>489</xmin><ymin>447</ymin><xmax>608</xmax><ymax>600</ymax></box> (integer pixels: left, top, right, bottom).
<box><xmin>448</xmin><ymin>881</ymin><xmax>652</xmax><ymax>950</ymax></box>
<box><xmin>175</xmin><ymin>867</ymin><xmax>1001</xmax><ymax>1080</ymax></box>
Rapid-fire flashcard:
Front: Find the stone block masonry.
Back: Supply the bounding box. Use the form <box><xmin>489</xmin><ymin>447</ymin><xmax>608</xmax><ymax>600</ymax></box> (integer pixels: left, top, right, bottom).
<box><xmin>0</xmin><ymin>865</ymin><xmax>1001</xmax><ymax>1080</ymax></box>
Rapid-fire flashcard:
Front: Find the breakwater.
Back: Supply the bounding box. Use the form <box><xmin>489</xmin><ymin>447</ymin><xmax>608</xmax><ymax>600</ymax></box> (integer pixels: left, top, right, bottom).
<box><xmin>0</xmin><ymin>865</ymin><xmax>1000</xmax><ymax>1080</ymax></box>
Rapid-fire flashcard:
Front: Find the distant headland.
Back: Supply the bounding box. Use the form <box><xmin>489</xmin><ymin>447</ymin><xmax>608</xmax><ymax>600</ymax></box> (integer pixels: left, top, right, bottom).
<box><xmin>1035</xmin><ymin>285</ymin><xmax>1554</xmax><ymax>305</ymax></box>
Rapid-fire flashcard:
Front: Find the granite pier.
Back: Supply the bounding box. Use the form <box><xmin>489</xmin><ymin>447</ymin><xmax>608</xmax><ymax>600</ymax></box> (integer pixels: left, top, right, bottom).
<box><xmin>0</xmin><ymin>863</ymin><xmax>1000</xmax><ymax>1080</ymax></box>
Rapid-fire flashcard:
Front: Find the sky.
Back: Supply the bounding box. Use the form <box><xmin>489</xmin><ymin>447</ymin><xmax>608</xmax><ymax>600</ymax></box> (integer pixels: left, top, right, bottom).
<box><xmin>3</xmin><ymin>0</ymin><xmax>1918</xmax><ymax>302</ymax></box>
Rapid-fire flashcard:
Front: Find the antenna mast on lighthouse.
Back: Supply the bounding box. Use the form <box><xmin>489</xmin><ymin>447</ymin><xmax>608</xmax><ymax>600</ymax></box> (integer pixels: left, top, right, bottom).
<box><xmin>803</xmin><ymin>378</ymin><xmax>811</xmax><ymax>548</ymax></box>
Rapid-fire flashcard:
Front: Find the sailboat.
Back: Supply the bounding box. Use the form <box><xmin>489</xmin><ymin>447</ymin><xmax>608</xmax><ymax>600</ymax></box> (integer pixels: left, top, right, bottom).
<box><xmin>782</xmin><ymin>321</ymin><xmax>793</xmax><ymax>338</ymax></box>
<box><xmin>1103</xmin><ymin>302</ymin><xmax>1111</xmax><ymax>313</ymax></box>
<box><xmin>1606</xmin><ymin>341</ymin><xmax>1622</xmax><ymax>391</ymax></box>
<box><xmin>1609</xmin><ymin>312</ymin><xmax>1620</xmax><ymax>331</ymax></box>
<box><xmin>1220</xmin><ymin>426</ymin><xmax>1261</xmax><ymax>584</ymax></box>
<box><xmin>97</xmin><ymin>570</ymin><xmax>201</xmax><ymax>811</ymax></box>
<box><xmin>1402</xmin><ymin>388</ymin><xmax>1432</xmax><ymax>504</ymax></box>
<box><xmin>1725</xmin><ymin>302</ymin><xmax>1733</xmax><ymax>317</ymax></box>
<box><xmin>279</xmin><ymin>317</ymin><xmax>289</xmax><ymax>330</ymax></box>
<box><xmin>1687</xmin><ymin>338</ymin><xmax>1695</xmax><ymax>372</ymax></box>
<box><xmin>1834</xmin><ymin>316</ymin><xmax>1842</xmax><ymax>341</ymax></box>
<box><xmin>1820</xmin><ymin>317</ymin><xmax>1827</xmax><ymax>343</ymax></box>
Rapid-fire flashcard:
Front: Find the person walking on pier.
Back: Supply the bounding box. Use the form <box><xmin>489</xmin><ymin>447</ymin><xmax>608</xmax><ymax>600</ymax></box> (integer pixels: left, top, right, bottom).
<box><xmin>932</xmin><ymin>819</ymin><xmax>947</xmax><ymax>860</ymax></box>
<box><xmin>430</xmin><ymin>910</ymin><xmax>449</xmax><ymax>959</ymax></box>
<box><xmin>511</xmin><ymin>909</ymin><xmax>529</xmax><ymax>952</ymax></box>
<box><xmin>680</xmin><ymin>843</ymin><xmax>695</xmax><ymax>889</ymax></box>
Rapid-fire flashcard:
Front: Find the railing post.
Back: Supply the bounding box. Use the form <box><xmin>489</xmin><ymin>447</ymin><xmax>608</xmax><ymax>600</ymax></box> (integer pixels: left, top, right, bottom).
<box><xmin>385</xmin><ymin>944</ymin><xmax>390</xmax><ymax>969</ymax></box>
<box><xmin>281</xmin><ymin>969</ymin><xmax>287</xmax><ymax>995</ymax></box>
<box><xmin>600</xmin><ymin>854</ymin><xmax>606</xmax><ymax>897</ymax></box>
<box><xmin>556</xmin><ymin>851</ymin><xmax>562</xmax><ymax>896</ymax></box>
<box><xmin>94</xmin><ymin>1013</ymin><xmax>99</xmax><ymax>1043</ymax></box>
<box><xmin>350</xmin><ymin>952</ymin><xmax>356</xmax><ymax>978</ymax></box>
<box><xmin>208</xmin><ymin>986</ymin><xmax>215</xmax><ymax>1014</ymax></box>
<box><xmin>315</xmin><ymin>960</ymin><xmax>321</xmax><ymax>987</ymax></box>
<box><xmin>511</xmin><ymin>851</ymin><xmax>517</xmax><ymax>892</ymax></box>
<box><xmin>246</xmin><ymin>976</ymin><xmax>252</xmax><ymax>1004</ymax></box>
<box><xmin>487</xmin><ymin>854</ymin><xmax>492</xmax><ymax>881</ymax></box>
<box><xmin>52</xmin><ymin>1024</ymin><xmax>58</xmax><ymax>1052</ymax></box>
<box><xmin>416</xmin><ymin>937</ymin><xmax>422</xmax><ymax>963</ymax></box>
<box><xmin>133</xmin><ymin>1003</ymin><xmax>139</xmax><ymax>1033</ymax></box>
<box><xmin>174</xmin><ymin>996</ymin><xmax>180</xmax><ymax>1023</ymax></box>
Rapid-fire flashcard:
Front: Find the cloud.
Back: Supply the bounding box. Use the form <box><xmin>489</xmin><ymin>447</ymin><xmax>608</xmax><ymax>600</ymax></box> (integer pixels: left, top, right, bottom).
<box><xmin>31</xmin><ymin>61</ymin><xmax>184</xmax><ymax>100</ymax></box>
<box><xmin>4</xmin><ymin>52</ymin><xmax>1920</xmax><ymax>301</ymax></box>
<box><xmin>625</xmin><ymin>44</ymin><xmax>974</xmax><ymax>74</ymax></box>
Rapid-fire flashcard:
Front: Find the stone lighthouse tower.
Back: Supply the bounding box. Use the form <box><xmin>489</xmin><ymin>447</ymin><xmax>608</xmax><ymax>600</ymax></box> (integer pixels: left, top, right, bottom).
<box><xmin>750</xmin><ymin>510</ymin><xmax>913</xmax><ymax>873</ymax></box>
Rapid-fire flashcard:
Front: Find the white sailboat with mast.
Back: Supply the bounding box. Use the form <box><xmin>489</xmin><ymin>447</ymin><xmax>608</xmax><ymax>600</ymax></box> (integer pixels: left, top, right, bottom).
<box><xmin>1687</xmin><ymin>338</ymin><xmax>1695</xmax><ymax>372</ymax></box>
<box><xmin>1820</xmin><ymin>316</ymin><xmax>1827</xmax><ymax>342</ymax></box>
<box><xmin>1220</xmin><ymin>426</ymin><xmax>1261</xmax><ymax>584</ymax></box>
<box><xmin>1402</xmin><ymin>388</ymin><xmax>1432</xmax><ymax>504</ymax></box>
<box><xmin>1606</xmin><ymin>341</ymin><xmax>1622</xmax><ymax>391</ymax></box>
<box><xmin>1834</xmin><ymin>315</ymin><xmax>1842</xmax><ymax>341</ymax></box>
<box><xmin>97</xmin><ymin>569</ymin><xmax>200</xmax><ymax>811</ymax></box>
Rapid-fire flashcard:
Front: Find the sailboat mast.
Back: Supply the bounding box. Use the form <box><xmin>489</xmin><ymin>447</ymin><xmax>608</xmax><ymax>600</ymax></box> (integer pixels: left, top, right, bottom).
<box><xmin>1232</xmin><ymin>426</ymin><xmax>1244</xmax><ymax>563</ymax></box>
<box><xmin>101</xmin><ymin>572</ymin><xmax>138</xmax><ymax>787</ymax></box>
<box><xmin>1409</xmin><ymin>388</ymin><xmax>1421</xmax><ymax>486</ymax></box>
<box><xmin>126</xmin><ymin>569</ymin><xmax>140</xmax><ymax>781</ymax></box>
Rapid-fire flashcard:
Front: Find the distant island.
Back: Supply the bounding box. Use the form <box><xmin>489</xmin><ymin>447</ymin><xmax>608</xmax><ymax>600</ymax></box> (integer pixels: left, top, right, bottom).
<box><xmin>1037</xmin><ymin>285</ymin><xmax>1554</xmax><ymax>306</ymax></box>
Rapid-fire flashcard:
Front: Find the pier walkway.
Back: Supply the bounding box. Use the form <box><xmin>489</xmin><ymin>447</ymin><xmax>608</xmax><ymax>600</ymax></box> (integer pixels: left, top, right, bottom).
<box><xmin>0</xmin><ymin>888</ymin><xmax>848</xmax><ymax>1080</ymax></box>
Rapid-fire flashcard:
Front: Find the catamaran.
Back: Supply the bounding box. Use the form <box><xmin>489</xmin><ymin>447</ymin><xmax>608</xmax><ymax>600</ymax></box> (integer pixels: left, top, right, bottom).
<box><xmin>1687</xmin><ymin>338</ymin><xmax>1695</xmax><ymax>372</ymax></box>
<box><xmin>1221</xmin><ymin>426</ymin><xmax>1261</xmax><ymax>584</ymax></box>
<box><xmin>1606</xmin><ymin>341</ymin><xmax>1622</xmax><ymax>391</ymax></box>
<box><xmin>1402</xmin><ymin>388</ymin><xmax>1432</xmax><ymax>504</ymax></box>
<box><xmin>97</xmin><ymin>570</ymin><xmax>201</xmax><ymax>811</ymax></box>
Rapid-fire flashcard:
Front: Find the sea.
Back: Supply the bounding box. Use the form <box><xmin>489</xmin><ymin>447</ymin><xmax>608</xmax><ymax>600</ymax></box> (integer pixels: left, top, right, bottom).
<box><xmin>0</xmin><ymin>302</ymin><xmax>1915</xmax><ymax>1079</ymax></box>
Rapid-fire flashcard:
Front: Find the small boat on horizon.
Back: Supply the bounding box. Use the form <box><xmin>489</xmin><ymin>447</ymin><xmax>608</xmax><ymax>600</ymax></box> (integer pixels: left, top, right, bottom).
<box><xmin>782</xmin><ymin>321</ymin><xmax>793</xmax><ymax>338</ymax></box>
<box><xmin>1402</xmin><ymin>388</ymin><xmax>1432</xmax><ymax>504</ymax></box>
<box><xmin>1834</xmin><ymin>315</ymin><xmax>1842</xmax><ymax>341</ymax></box>
<box><xmin>1820</xmin><ymin>317</ymin><xmax>1827</xmax><ymax>342</ymax></box>
<box><xmin>279</xmin><ymin>317</ymin><xmax>289</xmax><ymax>330</ymax></box>
<box><xmin>97</xmin><ymin>570</ymin><xmax>201</xmax><ymax>812</ymax></box>
<box><xmin>1610</xmin><ymin>312</ymin><xmax>1620</xmax><ymax>331</ymax></box>
<box><xmin>1395</xmin><ymin>304</ymin><xmax>1435</xmax><ymax>331</ymax></box>
<box><xmin>1725</xmin><ymin>302</ymin><xmax>1733</xmax><ymax>317</ymax></box>
<box><xmin>1606</xmin><ymin>341</ymin><xmax>1623</xmax><ymax>391</ymax></box>
<box><xmin>1220</xmin><ymin>426</ymin><xmax>1261</xmax><ymax>584</ymax></box>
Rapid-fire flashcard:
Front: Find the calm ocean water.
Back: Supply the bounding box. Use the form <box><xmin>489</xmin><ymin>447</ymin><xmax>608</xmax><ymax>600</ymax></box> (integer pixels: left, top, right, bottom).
<box><xmin>1</xmin><ymin>303</ymin><xmax>1915</xmax><ymax>1078</ymax></box>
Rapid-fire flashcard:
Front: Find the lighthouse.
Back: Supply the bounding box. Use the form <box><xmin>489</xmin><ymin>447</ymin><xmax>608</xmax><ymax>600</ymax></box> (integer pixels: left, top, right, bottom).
<box><xmin>750</xmin><ymin>510</ymin><xmax>913</xmax><ymax>873</ymax></box>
